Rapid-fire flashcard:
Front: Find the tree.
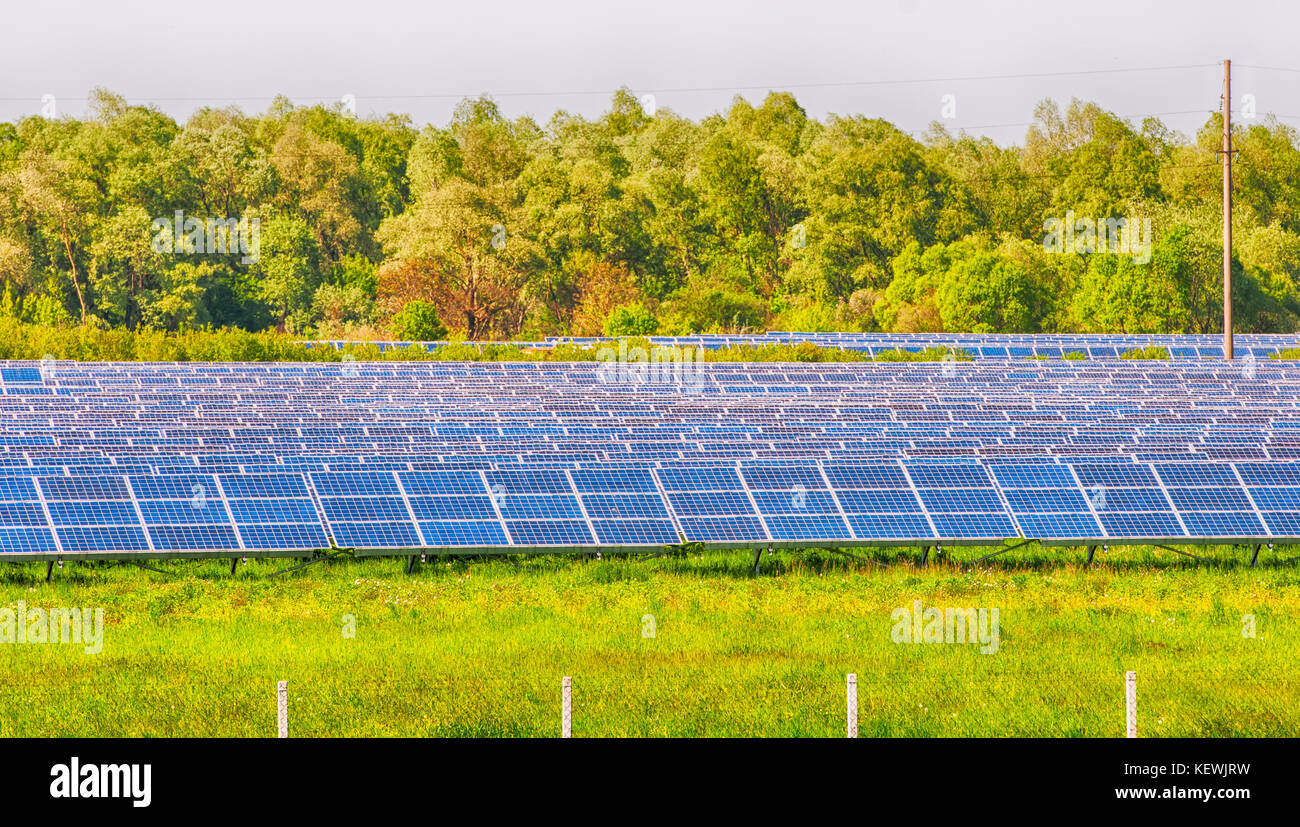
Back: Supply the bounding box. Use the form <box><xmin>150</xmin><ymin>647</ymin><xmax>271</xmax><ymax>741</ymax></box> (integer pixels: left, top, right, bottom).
<box><xmin>390</xmin><ymin>299</ymin><xmax>447</xmax><ymax>341</ymax></box>
<box><xmin>603</xmin><ymin>302</ymin><xmax>658</xmax><ymax>336</ymax></box>
<box><xmin>250</xmin><ymin>214</ymin><xmax>321</xmax><ymax>329</ymax></box>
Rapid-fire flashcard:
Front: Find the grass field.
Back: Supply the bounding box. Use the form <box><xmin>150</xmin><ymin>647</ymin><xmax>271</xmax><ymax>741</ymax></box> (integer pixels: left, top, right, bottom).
<box><xmin>2</xmin><ymin>545</ymin><xmax>1297</xmax><ymax>737</ymax></box>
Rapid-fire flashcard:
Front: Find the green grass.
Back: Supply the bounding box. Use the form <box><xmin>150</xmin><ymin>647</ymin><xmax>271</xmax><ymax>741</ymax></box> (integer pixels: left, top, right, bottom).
<box><xmin>0</xmin><ymin>320</ymin><xmax>974</xmax><ymax>364</ymax></box>
<box><xmin>2</xmin><ymin>544</ymin><xmax>1297</xmax><ymax>737</ymax></box>
<box><xmin>1119</xmin><ymin>345</ymin><xmax>1171</xmax><ymax>360</ymax></box>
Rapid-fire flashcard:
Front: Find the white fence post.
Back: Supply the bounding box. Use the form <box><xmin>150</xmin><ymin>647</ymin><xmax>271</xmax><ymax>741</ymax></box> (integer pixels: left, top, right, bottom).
<box><xmin>562</xmin><ymin>676</ymin><xmax>572</xmax><ymax>738</ymax></box>
<box><xmin>1125</xmin><ymin>671</ymin><xmax>1136</xmax><ymax>738</ymax></box>
<box><xmin>277</xmin><ymin>680</ymin><xmax>289</xmax><ymax>739</ymax></box>
<box><xmin>847</xmin><ymin>673</ymin><xmax>858</xmax><ymax>738</ymax></box>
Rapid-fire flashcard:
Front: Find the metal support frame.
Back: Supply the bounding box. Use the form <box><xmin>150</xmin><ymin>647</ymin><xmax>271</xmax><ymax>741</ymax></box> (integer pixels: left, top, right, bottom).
<box><xmin>45</xmin><ymin>560</ymin><xmax>54</xmax><ymax>582</ymax></box>
<box><xmin>126</xmin><ymin>560</ymin><xmax>174</xmax><ymax>576</ymax></box>
<box><xmin>406</xmin><ymin>554</ymin><xmax>418</xmax><ymax>575</ymax></box>
<box><xmin>1249</xmin><ymin>544</ymin><xmax>1262</xmax><ymax>567</ymax></box>
<box><xmin>270</xmin><ymin>550</ymin><xmax>351</xmax><ymax>576</ymax></box>
<box><xmin>828</xmin><ymin>547</ymin><xmax>888</xmax><ymax>568</ymax></box>
<box><xmin>1085</xmin><ymin>545</ymin><xmax>1097</xmax><ymax>567</ymax></box>
<box><xmin>230</xmin><ymin>557</ymin><xmax>238</xmax><ymax>575</ymax></box>
<box><xmin>965</xmin><ymin>539</ymin><xmax>1038</xmax><ymax>567</ymax></box>
<box><xmin>1153</xmin><ymin>544</ymin><xmax>1216</xmax><ymax>565</ymax></box>
<box><xmin>919</xmin><ymin>546</ymin><xmax>930</xmax><ymax>567</ymax></box>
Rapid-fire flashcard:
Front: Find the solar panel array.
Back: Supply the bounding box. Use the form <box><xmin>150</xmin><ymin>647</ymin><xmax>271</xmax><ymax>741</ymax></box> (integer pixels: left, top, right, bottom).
<box><xmin>308</xmin><ymin>332</ymin><xmax>1300</xmax><ymax>359</ymax></box>
<box><xmin>3</xmin><ymin>351</ymin><xmax>1299</xmax><ymax>559</ymax></box>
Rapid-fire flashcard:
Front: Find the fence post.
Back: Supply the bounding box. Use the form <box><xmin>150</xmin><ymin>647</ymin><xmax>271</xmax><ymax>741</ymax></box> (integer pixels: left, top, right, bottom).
<box><xmin>1125</xmin><ymin>671</ymin><xmax>1136</xmax><ymax>738</ymax></box>
<box><xmin>562</xmin><ymin>676</ymin><xmax>572</xmax><ymax>738</ymax></box>
<box><xmin>847</xmin><ymin>673</ymin><xmax>858</xmax><ymax>738</ymax></box>
<box><xmin>277</xmin><ymin>680</ymin><xmax>288</xmax><ymax>739</ymax></box>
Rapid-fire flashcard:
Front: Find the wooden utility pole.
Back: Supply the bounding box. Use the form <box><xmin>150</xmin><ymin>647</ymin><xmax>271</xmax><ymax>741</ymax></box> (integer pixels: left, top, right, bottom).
<box><xmin>1222</xmin><ymin>59</ymin><xmax>1234</xmax><ymax>360</ymax></box>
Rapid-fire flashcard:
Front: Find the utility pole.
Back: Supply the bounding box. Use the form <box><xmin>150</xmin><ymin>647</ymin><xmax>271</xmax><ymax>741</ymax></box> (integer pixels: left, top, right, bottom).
<box><xmin>1222</xmin><ymin>59</ymin><xmax>1234</xmax><ymax>360</ymax></box>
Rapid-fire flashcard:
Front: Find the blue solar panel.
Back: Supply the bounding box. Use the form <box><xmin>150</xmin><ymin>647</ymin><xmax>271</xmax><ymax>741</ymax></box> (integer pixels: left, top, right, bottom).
<box><xmin>330</xmin><ymin>522</ymin><xmax>421</xmax><ymax>548</ymax></box>
<box><xmin>399</xmin><ymin>471</ymin><xmax>489</xmax><ymax>496</ymax></box>
<box><xmin>765</xmin><ymin>514</ymin><xmax>851</xmax><ymax>539</ymax></box>
<box><xmin>667</xmin><ymin>492</ymin><xmax>754</xmax><ymax>516</ymax></box>
<box><xmin>408</xmin><ymin>496</ymin><xmax>498</xmax><ymax>520</ymax></box>
<box><xmin>591</xmin><ymin>519</ymin><xmax>678</xmax><ymax>545</ymax></box>
<box><xmin>580</xmin><ymin>493</ymin><xmax>670</xmax><ymax>519</ymax></box>
<box><xmin>485</xmin><ymin>470</ymin><xmax>573</xmax><ymax>494</ymax></box>
<box><xmin>497</xmin><ymin>495</ymin><xmax>584</xmax><ymax>520</ymax></box>
<box><xmin>678</xmin><ymin>516</ymin><xmax>768</xmax><ymax>542</ymax></box>
<box><xmin>418</xmin><ymin>521</ymin><xmax>509</xmax><ymax>546</ymax></box>
<box><xmin>10</xmin><ymin>352</ymin><xmax>1300</xmax><ymax>556</ymax></box>
<box><xmin>505</xmin><ymin>520</ymin><xmax>593</xmax><ymax>545</ymax></box>
<box><xmin>930</xmin><ymin>514</ymin><xmax>1016</xmax><ymax>538</ymax></box>
<box><xmin>321</xmin><ymin>497</ymin><xmax>411</xmax><ymax>521</ymax></box>
<box><xmin>847</xmin><ymin>514</ymin><xmax>933</xmax><ymax>539</ymax></box>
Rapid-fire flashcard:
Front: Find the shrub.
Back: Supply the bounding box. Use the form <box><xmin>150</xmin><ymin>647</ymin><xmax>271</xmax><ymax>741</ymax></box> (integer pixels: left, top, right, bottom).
<box><xmin>1119</xmin><ymin>345</ymin><xmax>1170</xmax><ymax>360</ymax></box>
<box><xmin>603</xmin><ymin>303</ymin><xmax>659</xmax><ymax>337</ymax></box>
<box><xmin>390</xmin><ymin>300</ymin><xmax>448</xmax><ymax>341</ymax></box>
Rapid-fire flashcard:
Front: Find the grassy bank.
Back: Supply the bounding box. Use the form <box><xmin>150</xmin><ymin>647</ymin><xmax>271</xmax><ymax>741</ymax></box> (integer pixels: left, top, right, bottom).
<box><xmin>0</xmin><ymin>319</ymin><xmax>982</xmax><ymax>363</ymax></box>
<box><xmin>2</xmin><ymin>544</ymin><xmax>1295</xmax><ymax>737</ymax></box>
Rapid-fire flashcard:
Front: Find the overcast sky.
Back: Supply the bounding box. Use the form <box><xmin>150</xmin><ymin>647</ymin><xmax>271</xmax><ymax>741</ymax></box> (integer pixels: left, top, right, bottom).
<box><xmin>3</xmin><ymin>0</ymin><xmax>1298</xmax><ymax>143</ymax></box>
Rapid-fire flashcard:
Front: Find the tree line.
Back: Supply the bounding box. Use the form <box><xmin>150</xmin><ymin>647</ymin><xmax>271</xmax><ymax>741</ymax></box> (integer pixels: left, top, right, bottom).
<box><xmin>1</xmin><ymin>87</ymin><xmax>1298</xmax><ymax>340</ymax></box>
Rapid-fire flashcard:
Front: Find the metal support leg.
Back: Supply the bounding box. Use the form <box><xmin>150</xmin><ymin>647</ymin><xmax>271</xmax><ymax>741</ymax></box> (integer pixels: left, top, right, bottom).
<box><xmin>920</xmin><ymin>546</ymin><xmax>930</xmax><ymax>567</ymax></box>
<box><xmin>406</xmin><ymin>554</ymin><xmax>417</xmax><ymax>575</ymax></box>
<box><xmin>231</xmin><ymin>557</ymin><xmax>238</xmax><ymax>575</ymax></box>
<box><xmin>752</xmin><ymin>547</ymin><xmax>763</xmax><ymax>576</ymax></box>
<box><xmin>1249</xmin><ymin>544</ymin><xmax>1261</xmax><ymax>567</ymax></box>
<box><xmin>46</xmin><ymin>560</ymin><xmax>54</xmax><ymax>582</ymax></box>
<box><xmin>1086</xmin><ymin>545</ymin><xmax>1096</xmax><ymax>567</ymax></box>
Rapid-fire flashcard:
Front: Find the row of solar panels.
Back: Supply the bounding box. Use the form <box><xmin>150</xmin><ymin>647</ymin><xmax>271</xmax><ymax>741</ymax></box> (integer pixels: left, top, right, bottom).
<box><xmin>4</xmin><ymin>444</ymin><xmax>1300</xmax><ymax>474</ymax></box>
<box><xmin>4</xmin><ymin>460</ymin><xmax>1300</xmax><ymax>558</ymax></box>
<box><xmin>297</xmin><ymin>332</ymin><xmax>1300</xmax><ymax>359</ymax></box>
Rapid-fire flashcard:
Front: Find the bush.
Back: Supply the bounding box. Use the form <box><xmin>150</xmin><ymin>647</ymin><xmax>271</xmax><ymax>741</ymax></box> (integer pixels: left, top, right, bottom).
<box><xmin>873</xmin><ymin>346</ymin><xmax>973</xmax><ymax>362</ymax></box>
<box><xmin>603</xmin><ymin>303</ymin><xmax>659</xmax><ymax>337</ymax></box>
<box><xmin>1119</xmin><ymin>345</ymin><xmax>1170</xmax><ymax>360</ymax></box>
<box><xmin>390</xmin><ymin>300</ymin><xmax>448</xmax><ymax>341</ymax></box>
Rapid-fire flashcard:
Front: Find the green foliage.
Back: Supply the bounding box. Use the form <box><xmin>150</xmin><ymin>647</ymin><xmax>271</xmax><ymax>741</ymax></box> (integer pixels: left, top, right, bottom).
<box><xmin>0</xmin><ymin>319</ymin><xmax>978</xmax><ymax>363</ymax></box>
<box><xmin>1119</xmin><ymin>345</ymin><xmax>1171</xmax><ymax>359</ymax></box>
<box><xmin>2</xmin><ymin>91</ymin><xmax>1300</xmax><ymax>338</ymax></box>
<box><xmin>602</xmin><ymin>302</ymin><xmax>658</xmax><ymax>336</ymax></box>
<box><xmin>873</xmin><ymin>346</ymin><xmax>974</xmax><ymax>362</ymax></box>
<box><xmin>390</xmin><ymin>299</ymin><xmax>448</xmax><ymax>341</ymax></box>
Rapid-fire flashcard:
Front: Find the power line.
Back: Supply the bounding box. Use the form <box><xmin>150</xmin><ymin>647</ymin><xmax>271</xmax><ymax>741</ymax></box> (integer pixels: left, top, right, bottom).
<box><xmin>0</xmin><ymin>62</ymin><xmax>1223</xmax><ymax>104</ymax></box>
<box><xmin>1238</xmin><ymin>64</ymin><xmax>1300</xmax><ymax>74</ymax></box>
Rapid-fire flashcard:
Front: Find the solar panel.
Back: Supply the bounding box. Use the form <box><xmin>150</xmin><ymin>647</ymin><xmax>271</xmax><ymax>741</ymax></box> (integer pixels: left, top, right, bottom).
<box><xmin>9</xmin><ymin>352</ymin><xmax>1300</xmax><ymax>557</ymax></box>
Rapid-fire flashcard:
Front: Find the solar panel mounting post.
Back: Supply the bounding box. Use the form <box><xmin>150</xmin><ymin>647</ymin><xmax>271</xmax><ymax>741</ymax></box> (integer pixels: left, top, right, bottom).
<box><xmin>846</xmin><ymin>674</ymin><xmax>858</xmax><ymax>738</ymax></box>
<box><xmin>277</xmin><ymin>680</ymin><xmax>288</xmax><ymax>738</ymax></box>
<box><xmin>1125</xmin><ymin>671</ymin><xmax>1137</xmax><ymax>738</ymax></box>
<box><xmin>1085</xmin><ymin>545</ymin><xmax>1097</xmax><ymax>567</ymax></box>
<box><xmin>561</xmin><ymin>676</ymin><xmax>572</xmax><ymax>738</ymax></box>
<box><xmin>1249</xmin><ymin>544</ymin><xmax>1261</xmax><ymax>567</ymax></box>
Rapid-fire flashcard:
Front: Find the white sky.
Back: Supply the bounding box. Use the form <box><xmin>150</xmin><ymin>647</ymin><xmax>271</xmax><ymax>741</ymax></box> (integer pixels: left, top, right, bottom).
<box><xmin>2</xmin><ymin>0</ymin><xmax>1298</xmax><ymax>144</ymax></box>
